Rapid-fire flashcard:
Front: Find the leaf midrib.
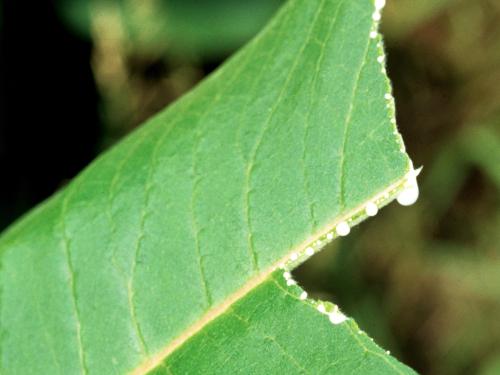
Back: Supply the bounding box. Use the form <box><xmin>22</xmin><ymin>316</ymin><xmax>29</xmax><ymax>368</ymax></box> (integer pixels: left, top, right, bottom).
<box><xmin>131</xmin><ymin>2</ymin><xmax>402</xmax><ymax>371</ymax></box>
<box><xmin>129</xmin><ymin>175</ymin><xmax>409</xmax><ymax>375</ymax></box>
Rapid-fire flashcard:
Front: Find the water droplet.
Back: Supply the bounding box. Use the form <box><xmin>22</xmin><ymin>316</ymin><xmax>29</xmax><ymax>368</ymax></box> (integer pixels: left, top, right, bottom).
<box><xmin>370</xmin><ymin>31</ymin><xmax>378</xmax><ymax>39</ymax></box>
<box><xmin>306</xmin><ymin>247</ymin><xmax>314</xmax><ymax>256</ymax></box>
<box><xmin>326</xmin><ymin>232</ymin><xmax>334</xmax><ymax>240</ymax></box>
<box><xmin>375</xmin><ymin>0</ymin><xmax>386</xmax><ymax>10</ymax></box>
<box><xmin>384</xmin><ymin>93</ymin><xmax>392</xmax><ymax>100</ymax></box>
<box><xmin>286</xmin><ymin>279</ymin><xmax>296</xmax><ymax>286</ymax></box>
<box><xmin>317</xmin><ymin>304</ymin><xmax>326</xmax><ymax>314</ymax></box>
<box><xmin>397</xmin><ymin>167</ymin><xmax>420</xmax><ymax>206</ymax></box>
<box><xmin>386</xmin><ymin>350</ymin><xmax>391</xmax><ymax>355</ymax></box>
<box><xmin>290</xmin><ymin>252</ymin><xmax>298</xmax><ymax>261</ymax></box>
<box><xmin>300</xmin><ymin>291</ymin><xmax>308</xmax><ymax>300</ymax></box>
<box><xmin>329</xmin><ymin>309</ymin><xmax>348</xmax><ymax>325</ymax></box>
<box><xmin>336</xmin><ymin>221</ymin><xmax>350</xmax><ymax>236</ymax></box>
<box><xmin>283</xmin><ymin>271</ymin><xmax>291</xmax><ymax>280</ymax></box>
<box><xmin>397</xmin><ymin>185</ymin><xmax>419</xmax><ymax>206</ymax></box>
<box><xmin>365</xmin><ymin>202</ymin><xmax>378</xmax><ymax>217</ymax></box>
<box><xmin>377</xmin><ymin>55</ymin><xmax>385</xmax><ymax>64</ymax></box>
<box><xmin>372</xmin><ymin>11</ymin><xmax>381</xmax><ymax>21</ymax></box>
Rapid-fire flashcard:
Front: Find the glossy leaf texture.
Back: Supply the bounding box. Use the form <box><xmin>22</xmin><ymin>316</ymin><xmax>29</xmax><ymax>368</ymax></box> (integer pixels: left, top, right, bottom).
<box><xmin>0</xmin><ymin>0</ymin><xmax>418</xmax><ymax>374</ymax></box>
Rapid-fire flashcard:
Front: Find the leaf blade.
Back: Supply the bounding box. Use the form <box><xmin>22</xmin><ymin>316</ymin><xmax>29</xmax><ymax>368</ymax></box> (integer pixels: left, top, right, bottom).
<box><xmin>157</xmin><ymin>271</ymin><xmax>415</xmax><ymax>375</ymax></box>
<box><xmin>0</xmin><ymin>0</ymin><xmax>415</xmax><ymax>373</ymax></box>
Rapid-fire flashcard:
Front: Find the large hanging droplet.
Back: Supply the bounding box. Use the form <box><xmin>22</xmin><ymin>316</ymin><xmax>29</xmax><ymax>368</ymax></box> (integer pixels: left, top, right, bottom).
<box><xmin>397</xmin><ymin>166</ymin><xmax>422</xmax><ymax>206</ymax></box>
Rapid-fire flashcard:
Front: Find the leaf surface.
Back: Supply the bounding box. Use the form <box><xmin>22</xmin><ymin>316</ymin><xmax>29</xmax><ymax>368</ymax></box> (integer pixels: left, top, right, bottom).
<box><xmin>0</xmin><ymin>0</ymin><xmax>417</xmax><ymax>373</ymax></box>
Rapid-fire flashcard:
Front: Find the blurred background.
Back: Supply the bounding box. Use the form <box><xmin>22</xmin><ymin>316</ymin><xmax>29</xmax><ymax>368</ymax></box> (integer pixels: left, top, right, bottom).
<box><xmin>1</xmin><ymin>0</ymin><xmax>499</xmax><ymax>374</ymax></box>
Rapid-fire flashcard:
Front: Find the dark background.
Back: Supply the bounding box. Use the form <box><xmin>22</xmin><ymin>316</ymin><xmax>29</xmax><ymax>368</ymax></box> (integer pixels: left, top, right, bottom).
<box><xmin>1</xmin><ymin>1</ymin><xmax>499</xmax><ymax>374</ymax></box>
<box><xmin>0</xmin><ymin>1</ymin><xmax>100</xmax><ymax>229</ymax></box>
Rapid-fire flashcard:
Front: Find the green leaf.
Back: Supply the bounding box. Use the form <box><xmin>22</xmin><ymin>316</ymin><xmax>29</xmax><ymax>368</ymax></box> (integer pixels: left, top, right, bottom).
<box><xmin>0</xmin><ymin>0</ymin><xmax>418</xmax><ymax>373</ymax></box>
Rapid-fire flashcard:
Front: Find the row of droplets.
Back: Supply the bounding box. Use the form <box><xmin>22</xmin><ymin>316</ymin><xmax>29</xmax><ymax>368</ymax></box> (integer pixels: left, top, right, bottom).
<box><xmin>370</xmin><ymin>0</ymin><xmax>409</xmax><ymax>155</ymax></box>
<box><xmin>370</xmin><ymin>0</ymin><xmax>420</xmax><ymax>203</ymax></box>
<box><xmin>372</xmin><ymin>0</ymin><xmax>386</xmax><ymax>22</ymax></box>
<box><xmin>280</xmin><ymin>166</ymin><xmax>419</xmax><ymax>269</ymax></box>
<box><xmin>278</xmin><ymin>165</ymin><xmax>420</xmax><ymax>327</ymax></box>
<box><xmin>282</xmin><ymin>271</ymin><xmax>348</xmax><ymax>325</ymax></box>
<box><xmin>291</xmin><ymin>274</ymin><xmax>393</xmax><ymax>359</ymax></box>
<box><xmin>283</xmin><ymin>265</ymin><xmax>397</xmax><ymax>359</ymax></box>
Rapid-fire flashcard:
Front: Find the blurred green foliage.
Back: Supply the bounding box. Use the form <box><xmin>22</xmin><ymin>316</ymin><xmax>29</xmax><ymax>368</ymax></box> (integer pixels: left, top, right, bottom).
<box><xmin>56</xmin><ymin>0</ymin><xmax>283</xmax><ymax>57</ymax></box>
<box><xmin>13</xmin><ymin>0</ymin><xmax>500</xmax><ymax>374</ymax></box>
<box><xmin>55</xmin><ymin>0</ymin><xmax>283</xmax><ymax>147</ymax></box>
